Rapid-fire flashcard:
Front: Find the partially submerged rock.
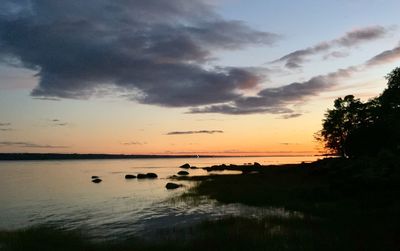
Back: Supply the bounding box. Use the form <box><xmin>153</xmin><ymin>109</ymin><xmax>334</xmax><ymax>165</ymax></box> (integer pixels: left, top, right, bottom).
<box><xmin>137</xmin><ymin>173</ymin><xmax>158</xmax><ymax>179</ymax></box>
<box><xmin>91</xmin><ymin>176</ymin><xmax>99</xmax><ymax>179</ymax></box>
<box><xmin>177</xmin><ymin>170</ymin><xmax>189</xmax><ymax>176</ymax></box>
<box><xmin>125</xmin><ymin>174</ymin><xmax>136</xmax><ymax>179</ymax></box>
<box><xmin>146</xmin><ymin>173</ymin><xmax>158</xmax><ymax>178</ymax></box>
<box><xmin>166</xmin><ymin>182</ymin><xmax>182</xmax><ymax>189</ymax></box>
<box><xmin>203</xmin><ymin>163</ymin><xmax>264</xmax><ymax>173</ymax></box>
<box><xmin>180</xmin><ymin>163</ymin><xmax>190</xmax><ymax>169</ymax></box>
<box><xmin>92</xmin><ymin>178</ymin><xmax>102</xmax><ymax>183</ymax></box>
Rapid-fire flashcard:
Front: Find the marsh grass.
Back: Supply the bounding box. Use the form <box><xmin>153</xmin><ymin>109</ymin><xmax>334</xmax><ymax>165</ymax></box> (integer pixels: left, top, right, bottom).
<box><xmin>175</xmin><ymin>158</ymin><xmax>400</xmax><ymax>250</ymax></box>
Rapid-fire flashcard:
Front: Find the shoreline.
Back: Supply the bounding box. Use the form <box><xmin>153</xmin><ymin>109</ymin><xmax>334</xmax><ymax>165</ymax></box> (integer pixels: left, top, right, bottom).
<box><xmin>0</xmin><ymin>153</ymin><xmax>322</xmax><ymax>161</ymax></box>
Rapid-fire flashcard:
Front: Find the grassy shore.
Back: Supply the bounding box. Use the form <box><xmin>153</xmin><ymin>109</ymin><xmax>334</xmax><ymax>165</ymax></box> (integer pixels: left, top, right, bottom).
<box><xmin>1</xmin><ymin>157</ymin><xmax>399</xmax><ymax>250</ymax></box>
<box><xmin>178</xmin><ymin>156</ymin><xmax>400</xmax><ymax>250</ymax></box>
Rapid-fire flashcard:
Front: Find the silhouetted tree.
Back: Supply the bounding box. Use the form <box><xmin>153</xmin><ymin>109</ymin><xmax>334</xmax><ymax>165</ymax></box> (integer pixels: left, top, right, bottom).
<box><xmin>319</xmin><ymin>95</ymin><xmax>364</xmax><ymax>156</ymax></box>
<box><xmin>318</xmin><ymin>67</ymin><xmax>400</xmax><ymax>157</ymax></box>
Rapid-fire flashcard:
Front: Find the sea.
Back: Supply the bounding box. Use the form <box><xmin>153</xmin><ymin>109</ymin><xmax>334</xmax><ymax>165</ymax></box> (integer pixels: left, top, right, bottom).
<box><xmin>0</xmin><ymin>156</ymin><xmax>318</xmax><ymax>239</ymax></box>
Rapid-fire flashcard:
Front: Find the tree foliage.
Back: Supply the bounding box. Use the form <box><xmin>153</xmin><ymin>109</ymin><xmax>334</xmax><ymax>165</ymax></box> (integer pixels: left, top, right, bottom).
<box><xmin>318</xmin><ymin>67</ymin><xmax>400</xmax><ymax>157</ymax></box>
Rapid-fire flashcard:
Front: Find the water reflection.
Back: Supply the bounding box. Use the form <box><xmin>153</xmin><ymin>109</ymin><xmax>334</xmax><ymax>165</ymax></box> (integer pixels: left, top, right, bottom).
<box><xmin>0</xmin><ymin>156</ymin><xmax>316</xmax><ymax>239</ymax></box>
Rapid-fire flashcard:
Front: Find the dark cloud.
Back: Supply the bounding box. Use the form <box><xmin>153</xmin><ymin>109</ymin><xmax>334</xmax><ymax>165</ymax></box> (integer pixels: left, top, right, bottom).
<box><xmin>167</xmin><ymin>130</ymin><xmax>224</xmax><ymax>135</ymax></box>
<box><xmin>0</xmin><ymin>141</ymin><xmax>69</xmax><ymax>148</ymax></box>
<box><xmin>0</xmin><ymin>122</ymin><xmax>11</xmax><ymax>126</ymax></box>
<box><xmin>190</xmin><ymin>66</ymin><xmax>358</xmax><ymax>115</ymax></box>
<box><xmin>272</xmin><ymin>26</ymin><xmax>389</xmax><ymax>69</ymax></box>
<box><xmin>0</xmin><ymin>0</ymin><xmax>278</xmax><ymax>107</ymax></box>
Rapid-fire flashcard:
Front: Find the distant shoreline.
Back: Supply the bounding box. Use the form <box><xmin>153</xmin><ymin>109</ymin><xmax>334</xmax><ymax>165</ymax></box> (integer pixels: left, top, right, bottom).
<box><xmin>0</xmin><ymin>153</ymin><xmax>323</xmax><ymax>161</ymax></box>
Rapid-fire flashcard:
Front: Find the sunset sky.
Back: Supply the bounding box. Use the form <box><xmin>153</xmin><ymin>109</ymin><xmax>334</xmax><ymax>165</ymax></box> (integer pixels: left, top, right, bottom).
<box><xmin>1</xmin><ymin>0</ymin><xmax>400</xmax><ymax>155</ymax></box>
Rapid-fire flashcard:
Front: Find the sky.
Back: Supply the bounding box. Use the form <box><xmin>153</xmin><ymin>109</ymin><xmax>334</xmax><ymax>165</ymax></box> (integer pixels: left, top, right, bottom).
<box><xmin>0</xmin><ymin>0</ymin><xmax>399</xmax><ymax>155</ymax></box>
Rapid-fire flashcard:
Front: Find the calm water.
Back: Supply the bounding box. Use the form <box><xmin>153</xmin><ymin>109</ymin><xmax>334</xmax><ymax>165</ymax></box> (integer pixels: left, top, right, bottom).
<box><xmin>0</xmin><ymin>156</ymin><xmax>317</xmax><ymax>239</ymax></box>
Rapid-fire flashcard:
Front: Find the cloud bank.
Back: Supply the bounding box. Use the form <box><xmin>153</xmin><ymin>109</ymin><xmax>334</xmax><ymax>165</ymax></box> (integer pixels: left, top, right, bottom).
<box><xmin>0</xmin><ymin>2</ymin><xmax>398</xmax><ymax>118</ymax></box>
<box><xmin>0</xmin><ymin>0</ymin><xmax>277</xmax><ymax>108</ymax></box>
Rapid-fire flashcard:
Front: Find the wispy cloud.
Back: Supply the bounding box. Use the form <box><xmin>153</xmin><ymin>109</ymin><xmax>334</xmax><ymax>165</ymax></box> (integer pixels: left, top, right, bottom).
<box><xmin>33</xmin><ymin>97</ymin><xmax>61</xmax><ymax>101</ymax></box>
<box><xmin>189</xmin><ymin>67</ymin><xmax>356</xmax><ymax>115</ymax></box>
<box><xmin>189</xmin><ymin>41</ymin><xmax>400</xmax><ymax>116</ymax></box>
<box><xmin>0</xmin><ymin>122</ymin><xmax>12</xmax><ymax>131</ymax></box>
<box><xmin>122</xmin><ymin>141</ymin><xmax>147</xmax><ymax>145</ymax></box>
<box><xmin>167</xmin><ymin>130</ymin><xmax>224</xmax><ymax>135</ymax></box>
<box><xmin>272</xmin><ymin>26</ymin><xmax>390</xmax><ymax>69</ymax></box>
<box><xmin>0</xmin><ymin>128</ymin><xmax>13</xmax><ymax>131</ymax></box>
<box><xmin>0</xmin><ymin>141</ymin><xmax>69</xmax><ymax>148</ymax></box>
<box><xmin>365</xmin><ymin>43</ymin><xmax>400</xmax><ymax>66</ymax></box>
<box><xmin>322</xmin><ymin>51</ymin><xmax>350</xmax><ymax>60</ymax></box>
<box><xmin>280</xmin><ymin>142</ymin><xmax>300</xmax><ymax>145</ymax></box>
<box><xmin>280</xmin><ymin>113</ymin><xmax>302</xmax><ymax>119</ymax></box>
<box><xmin>48</xmin><ymin>119</ymin><xmax>69</xmax><ymax>127</ymax></box>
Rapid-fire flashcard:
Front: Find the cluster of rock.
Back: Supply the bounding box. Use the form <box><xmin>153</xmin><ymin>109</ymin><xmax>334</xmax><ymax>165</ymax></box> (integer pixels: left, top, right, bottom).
<box><xmin>91</xmin><ymin>162</ymin><xmax>264</xmax><ymax>188</ymax></box>
<box><xmin>90</xmin><ymin>170</ymin><xmax>181</xmax><ymax>189</ymax></box>
<box><xmin>132</xmin><ymin>173</ymin><xmax>158</xmax><ymax>179</ymax></box>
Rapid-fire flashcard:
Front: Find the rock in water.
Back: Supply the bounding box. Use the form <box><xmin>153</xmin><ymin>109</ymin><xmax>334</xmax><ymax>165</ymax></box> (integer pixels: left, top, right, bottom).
<box><xmin>177</xmin><ymin>171</ymin><xmax>189</xmax><ymax>176</ymax></box>
<box><xmin>146</xmin><ymin>173</ymin><xmax>158</xmax><ymax>178</ymax></box>
<box><xmin>92</xmin><ymin>178</ymin><xmax>102</xmax><ymax>183</ymax></box>
<box><xmin>125</xmin><ymin>174</ymin><xmax>136</xmax><ymax>179</ymax></box>
<box><xmin>91</xmin><ymin>176</ymin><xmax>99</xmax><ymax>179</ymax></box>
<box><xmin>180</xmin><ymin>163</ymin><xmax>190</xmax><ymax>169</ymax></box>
<box><xmin>166</xmin><ymin>183</ymin><xmax>181</xmax><ymax>189</ymax></box>
<box><xmin>137</xmin><ymin>173</ymin><xmax>158</xmax><ymax>179</ymax></box>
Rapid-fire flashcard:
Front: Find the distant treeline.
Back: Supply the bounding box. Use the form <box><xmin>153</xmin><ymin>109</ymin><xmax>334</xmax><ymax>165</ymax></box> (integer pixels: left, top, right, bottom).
<box><xmin>0</xmin><ymin>153</ymin><xmax>207</xmax><ymax>161</ymax></box>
